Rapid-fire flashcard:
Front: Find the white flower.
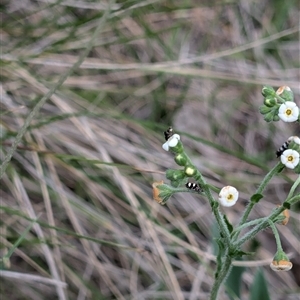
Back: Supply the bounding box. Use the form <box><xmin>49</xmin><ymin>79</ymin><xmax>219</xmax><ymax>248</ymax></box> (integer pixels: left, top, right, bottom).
<box><xmin>218</xmin><ymin>186</ymin><xmax>239</xmax><ymax>207</ymax></box>
<box><xmin>278</xmin><ymin>101</ymin><xmax>299</xmax><ymax>122</ymax></box>
<box><xmin>162</xmin><ymin>134</ymin><xmax>180</xmax><ymax>151</ymax></box>
<box><xmin>280</xmin><ymin>149</ymin><xmax>300</xmax><ymax>169</ymax></box>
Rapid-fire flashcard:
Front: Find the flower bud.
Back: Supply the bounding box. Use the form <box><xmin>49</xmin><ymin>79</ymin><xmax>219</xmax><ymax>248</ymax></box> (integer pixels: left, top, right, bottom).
<box><xmin>166</xmin><ymin>169</ymin><xmax>185</xmax><ymax>181</ymax></box>
<box><xmin>270</xmin><ymin>250</ymin><xmax>292</xmax><ymax>271</ymax></box>
<box><xmin>264</xmin><ymin>96</ymin><xmax>277</xmax><ymax>107</ymax></box>
<box><xmin>184</xmin><ymin>165</ymin><xmax>196</xmax><ymax>177</ymax></box>
<box><xmin>152</xmin><ymin>181</ymin><xmax>173</xmax><ymax>205</ymax></box>
<box><xmin>276</xmin><ymin>205</ymin><xmax>289</xmax><ymax>225</ymax></box>
<box><xmin>259</xmin><ymin>104</ymin><xmax>272</xmax><ymax>115</ymax></box>
<box><xmin>276</xmin><ymin>86</ymin><xmax>294</xmax><ymax>102</ymax></box>
<box><xmin>263</xmin><ymin>109</ymin><xmax>277</xmax><ymax>122</ymax></box>
<box><xmin>281</xmin><ymin>208</ymin><xmax>290</xmax><ymax>225</ymax></box>
<box><xmin>262</xmin><ymin>86</ymin><xmax>276</xmax><ymax>97</ymax></box>
<box><xmin>174</xmin><ymin>153</ymin><xmax>188</xmax><ymax>166</ymax></box>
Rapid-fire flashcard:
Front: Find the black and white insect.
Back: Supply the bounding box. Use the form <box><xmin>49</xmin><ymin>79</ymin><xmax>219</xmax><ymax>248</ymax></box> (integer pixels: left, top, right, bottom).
<box><xmin>164</xmin><ymin>127</ymin><xmax>174</xmax><ymax>141</ymax></box>
<box><xmin>276</xmin><ymin>137</ymin><xmax>293</xmax><ymax>157</ymax></box>
<box><xmin>186</xmin><ymin>182</ymin><xmax>203</xmax><ymax>193</ymax></box>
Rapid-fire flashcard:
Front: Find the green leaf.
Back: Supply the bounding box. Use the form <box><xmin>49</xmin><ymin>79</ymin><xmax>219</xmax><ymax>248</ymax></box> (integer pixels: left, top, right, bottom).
<box><xmin>232</xmin><ymin>250</ymin><xmax>255</xmax><ymax>257</ymax></box>
<box><xmin>249</xmin><ymin>268</ymin><xmax>271</xmax><ymax>300</ymax></box>
<box><xmin>223</xmin><ymin>214</ymin><xmax>233</xmax><ymax>233</ymax></box>
<box><xmin>251</xmin><ymin>194</ymin><xmax>263</xmax><ymax>203</ymax></box>
<box><xmin>225</xmin><ymin>259</ymin><xmax>245</xmax><ymax>300</ymax></box>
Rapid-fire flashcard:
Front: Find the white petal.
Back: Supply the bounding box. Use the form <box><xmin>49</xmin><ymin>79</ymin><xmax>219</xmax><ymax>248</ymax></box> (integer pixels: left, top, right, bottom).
<box><xmin>168</xmin><ymin>134</ymin><xmax>180</xmax><ymax>147</ymax></box>
<box><xmin>162</xmin><ymin>142</ymin><xmax>169</xmax><ymax>151</ymax></box>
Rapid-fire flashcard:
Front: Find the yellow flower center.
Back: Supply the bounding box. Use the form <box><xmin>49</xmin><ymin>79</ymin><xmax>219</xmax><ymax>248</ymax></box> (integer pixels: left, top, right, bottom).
<box><xmin>286</xmin><ymin>108</ymin><xmax>292</xmax><ymax>116</ymax></box>
<box><xmin>227</xmin><ymin>194</ymin><xmax>234</xmax><ymax>201</ymax></box>
<box><xmin>287</xmin><ymin>155</ymin><xmax>294</xmax><ymax>162</ymax></box>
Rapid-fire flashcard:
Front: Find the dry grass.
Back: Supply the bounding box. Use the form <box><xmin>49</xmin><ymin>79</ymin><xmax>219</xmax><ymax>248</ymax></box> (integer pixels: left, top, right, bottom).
<box><xmin>1</xmin><ymin>1</ymin><xmax>300</xmax><ymax>299</ymax></box>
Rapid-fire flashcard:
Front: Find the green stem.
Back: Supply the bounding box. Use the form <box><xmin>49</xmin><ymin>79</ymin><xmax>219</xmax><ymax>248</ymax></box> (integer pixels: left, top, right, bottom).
<box><xmin>234</xmin><ymin>205</ymin><xmax>285</xmax><ymax>248</ymax></box>
<box><xmin>237</xmin><ymin>162</ymin><xmax>283</xmax><ymax>228</ymax></box>
<box><xmin>287</xmin><ymin>175</ymin><xmax>300</xmax><ymax>199</ymax></box>
<box><xmin>210</xmin><ymin>253</ymin><xmax>233</xmax><ymax>300</ymax></box>
<box><xmin>267</xmin><ymin>220</ymin><xmax>283</xmax><ymax>251</ymax></box>
<box><xmin>232</xmin><ymin>217</ymin><xmax>265</xmax><ymax>238</ymax></box>
<box><xmin>173</xmin><ymin>142</ymin><xmax>231</xmax><ymax>244</ymax></box>
<box><xmin>285</xmin><ymin>194</ymin><xmax>300</xmax><ymax>206</ymax></box>
<box><xmin>194</xmin><ymin>171</ymin><xmax>231</xmax><ymax>246</ymax></box>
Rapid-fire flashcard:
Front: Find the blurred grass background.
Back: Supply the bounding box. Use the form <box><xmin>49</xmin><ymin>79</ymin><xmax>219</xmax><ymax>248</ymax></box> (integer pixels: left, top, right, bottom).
<box><xmin>1</xmin><ymin>0</ymin><xmax>299</xmax><ymax>299</ymax></box>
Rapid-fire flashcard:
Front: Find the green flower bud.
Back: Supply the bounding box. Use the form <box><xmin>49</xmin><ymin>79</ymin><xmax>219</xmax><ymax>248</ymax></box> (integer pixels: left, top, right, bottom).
<box><xmin>174</xmin><ymin>153</ymin><xmax>188</xmax><ymax>166</ymax></box>
<box><xmin>184</xmin><ymin>165</ymin><xmax>196</xmax><ymax>177</ymax></box>
<box><xmin>270</xmin><ymin>250</ymin><xmax>292</xmax><ymax>271</ymax></box>
<box><xmin>289</xmin><ymin>137</ymin><xmax>300</xmax><ymax>152</ymax></box>
<box><xmin>166</xmin><ymin>169</ymin><xmax>185</xmax><ymax>181</ymax></box>
<box><xmin>152</xmin><ymin>181</ymin><xmax>173</xmax><ymax>205</ymax></box>
<box><xmin>170</xmin><ymin>179</ymin><xmax>183</xmax><ymax>187</ymax></box>
<box><xmin>259</xmin><ymin>105</ymin><xmax>272</xmax><ymax>115</ymax></box>
<box><xmin>276</xmin><ymin>86</ymin><xmax>294</xmax><ymax>102</ymax></box>
<box><xmin>262</xmin><ymin>86</ymin><xmax>276</xmax><ymax>97</ymax></box>
<box><xmin>264</xmin><ymin>96</ymin><xmax>277</xmax><ymax>107</ymax></box>
<box><xmin>263</xmin><ymin>109</ymin><xmax>277</xmax><ymax>122</ymax></box>
<box><xmin>170</xmin><ymin>140</ymin><xmax>184</xmax><ymax>154</ymax></box>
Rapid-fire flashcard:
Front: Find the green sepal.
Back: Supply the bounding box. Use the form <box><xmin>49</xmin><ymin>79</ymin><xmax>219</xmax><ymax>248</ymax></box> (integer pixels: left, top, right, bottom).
<box><xmin>278</xmin><ymin>87</ymin><xmax>294</xmax><ymax>102</ymax></box>
<box><xmin>250</xmin><ymin>193</ymin><xmax>263</xmax><ymax>203</ymax></box>
<box><xmin>166</xmin><ymin>169</ymin><xmax>185</xmax><ymax>181</ymax></box>
<box><xmin>290</xmin><ymin>140</ymin><xmax>300</xmax><ymax>152</ymax></box>
<box><xmin>264</xmin><ymin>96</ymin><xmax>277</xmax><ymax>107</ymax></box>
<box><xmin>262</xmin><ymin>86</ymin><xmax>276</xmax><ymax>97</ymax></box>
<box><xmin>263</xmin><ymin>109</ymin><xmax>278</xmax><ymax>122</ymax></box>
<box><xmin>170</xmin><ymin>179</ymin><xmax>185</xmax><ymax>187</ymax></box>
<box><xmin>272</xmin><ymin>249</ymin><xmax>290</xmax><ymax>262</ymax></box>
<box><xmin>174</xmin><ymin>153</ymin><xmax>188</xmax><ymax>166</ymax></box>
<box><xmin>169</xmin><ymin>140</ymin><xmax>184</xmax><ymax>154</ymax></box>
<box><xmin>259</xmin><ymin>105</ymin><xmax>272</xmax><ymax>115</ymax></box>
<box><xmin>155</xmin><ymin>183</ymin><xmax>174</xmax><ymax>205</ymax></box>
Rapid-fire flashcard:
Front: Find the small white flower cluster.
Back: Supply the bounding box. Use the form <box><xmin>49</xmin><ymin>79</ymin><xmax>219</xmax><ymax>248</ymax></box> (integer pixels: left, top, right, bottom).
<box><xmin>218</xmin><ymin>186</ymin><xmax>239</xmax><ymax>207</ymax></box>
<box><xmin>280</xmin><ymin>136</ymin><xmax>300</xmax><ymax>169</ymax></box>
<box><xmin>162</xmin><ymin>134</ymin><xmax>180</xmax><ymax>151</ymax></box>
<box><xmin>278</xmin><ymin>101</ymin><xmax>299</xmax><ymax>122</ymax></box>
